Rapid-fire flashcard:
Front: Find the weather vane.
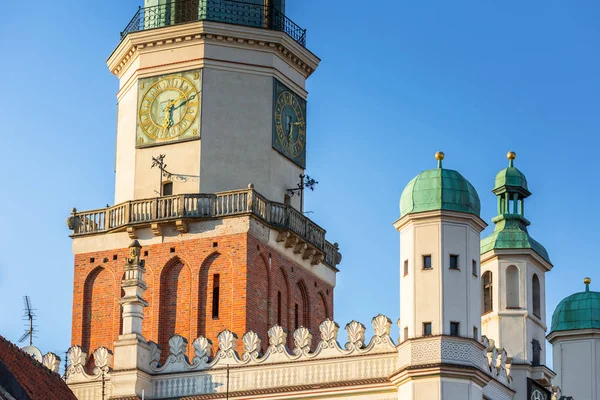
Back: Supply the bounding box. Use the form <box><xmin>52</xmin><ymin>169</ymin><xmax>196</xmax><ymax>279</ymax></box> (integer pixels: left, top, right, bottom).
<box><xmin>287</xmin><ymin>174</ymin><xmax>318</xmax><ymax>212</ymax></box>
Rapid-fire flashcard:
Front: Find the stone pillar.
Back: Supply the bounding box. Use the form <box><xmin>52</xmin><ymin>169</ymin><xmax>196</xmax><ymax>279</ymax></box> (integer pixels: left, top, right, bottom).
<box><xmin>112</xmin><ymin>240</ymin><xmax>153</xmax><ymax>398</ymax></box>
<box><xmin>120</xmin><ymin>240</ymin><xmax>148</xmax><ymax>336</ymax></box>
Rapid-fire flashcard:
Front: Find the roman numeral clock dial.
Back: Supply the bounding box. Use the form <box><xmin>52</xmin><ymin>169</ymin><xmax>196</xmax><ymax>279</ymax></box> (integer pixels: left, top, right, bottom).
<box><xmin>272</xmin><ymin>79</ymin><xmax>307</xmax><ymax>168</ymax></box>
<box><xmin>136</xmin><ymin>70</ymin><xmax>202</xmax><ymax>147</ymax></box>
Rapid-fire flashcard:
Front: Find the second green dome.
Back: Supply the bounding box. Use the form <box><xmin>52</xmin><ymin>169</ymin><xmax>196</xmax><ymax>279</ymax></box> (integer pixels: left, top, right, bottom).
<box><xmin>551</xmin><ymin>282</ymin><xmax>600</xmax><ymax>333</ymax></box>
<box><xmin>400</xmin><ymin>168</ymin><xmax>481</xmax><ymax>218</ymax></box>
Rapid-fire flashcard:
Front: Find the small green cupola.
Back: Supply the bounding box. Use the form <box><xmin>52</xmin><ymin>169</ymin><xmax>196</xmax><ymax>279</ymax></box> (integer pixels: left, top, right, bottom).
<box><xmin>400</xmin><ymin>152</ymin><xmax>481</xmax><ymax>218</ymax></box>
<box><xmin>480</xmin><ymin>152</ymin><xmax>550</xmax><ymax>262</ymax></box>
<box><xmin>551</xmin><ymin>278</ymin><xmax>600</xmax><ymax>332</ymax></box>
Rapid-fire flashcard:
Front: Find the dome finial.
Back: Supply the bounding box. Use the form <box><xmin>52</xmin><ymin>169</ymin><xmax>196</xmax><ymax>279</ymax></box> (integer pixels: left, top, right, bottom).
<box><xmin>507</xmin><ymin>151</ymin><xmax>516</xmax><ymax>167</ymax></box>
<box><xmin>435</xmin><ymin>151</ymin><xmax>445</xmax><ymax>168</ymax></box>
<box><xmin>585</xmin><ymin>277</ymin><xmax>592</xmax><ymax>291</ymax></box>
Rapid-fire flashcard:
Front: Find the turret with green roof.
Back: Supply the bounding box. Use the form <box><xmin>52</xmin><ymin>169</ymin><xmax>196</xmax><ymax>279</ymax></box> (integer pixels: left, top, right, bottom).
<box><xmin>550</xmin><ymin>278</ymin><xmax>600</xmax><ymax>332</ymax></box>
<box><xmin>480</xmin><ymin>152</ymin><xmax>550</xmax><ymax>262</ymax></box>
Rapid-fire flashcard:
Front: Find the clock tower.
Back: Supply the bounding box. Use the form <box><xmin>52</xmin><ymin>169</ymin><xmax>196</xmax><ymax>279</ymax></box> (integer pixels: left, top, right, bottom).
<box><xmin>67</xmin><ymin>1</ymin><xmax>340</xmax><ymax>396</ymax></box>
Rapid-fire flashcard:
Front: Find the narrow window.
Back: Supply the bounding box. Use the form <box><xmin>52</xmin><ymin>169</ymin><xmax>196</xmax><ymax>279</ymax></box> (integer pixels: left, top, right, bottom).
<box><xmin>404</xmin><ymin>326</ymin><xmax>409</xmax><ymax>341</ymax></box>
<box><xmin>423</xmin><ymin>322</ymin><xmax>432</xmax><ymax>336</ymax></box>
<box><xmin>532</xmin><ymin>274</ymin><xmax>541</xmax><ymax>318</ymax></box>
<box><xmin>472</xmin><ymin>260</ymin><xmax>477</xmax><ymax>277</ymax></box>
<box><xmin>403</xmin><ymin>260</ymin><xmax>409</xmax><ymax>276</ymax></box>
<box><xmin>532</xmin><ymin>339</ymin><xmax>541</xmax><ymax>366</ymax></box>
<box><xmin>423</xmin><ymin>255</ymin><xmax>432</xmax><ymax>270</ymax></box>
<box><xmin>277</xmin><ymin>291</ymin><xmax>282</xmax><ymax>325</ymax></box>
<box><xmin>473</xmin><ymin>326</ymin><xmax>478</xmax><ymax>340</ymax></box>
<box><xmin>162</xmin><ymin>181</ymin><xmax>173</xmax><ymax>196</ymax></box>
<box><xmin>449</xmin><ymin>255</ymin><xmax>459</xmax><ymax>270</ymax></box>
<box><xmin>450</xmin><ymin>322</ymin><xmax>460</xmax><ymax>336</ymax></box>
<box><xmin>294</xmin><ymin>304</ymin><xmax>299</xmax><ymax>330</ymax></box>
<box><xmin>482</xmin><ymin>271</ymin><xmax>493</xmax><ymax>314</ymax></box>
<box><xmin>212</xmin><ymin>274</ymin><xmax>220</xmax><ymax>319</ymax></box>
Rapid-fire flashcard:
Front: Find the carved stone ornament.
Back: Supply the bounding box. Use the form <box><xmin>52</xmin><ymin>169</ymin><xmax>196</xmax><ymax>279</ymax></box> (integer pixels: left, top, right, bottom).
<box><xmin>268</xmin><ymin>325</ymin><xmax>287</xmax><ymax>348</ymax></box>
<box><xmin>93</xmin><ymin>347</ymin><xmax>112</xmax><ymax>373</ymax></box>
<box><xmin>169</xmin><ymin>335</ymin><xmax>188</xmax><ymax>357</ymax></box>
<box><xmin>42</xmin><ymin>352</ymin><xmax>60</xmax><ymax>373</ymax></box>
<box><xmin>345</xmin><ymin>320</ymin><xmax>366</xmax><ymax>350</ymax></box>
<box><xmin>372</xmin><ymin>314</ymin><xmax>392</xmax><ymax>337</ymax></box>
<box><xmin>242</xmin><ymin>331</ymin><xmax>262</xmax><ymax>357</ymax></box>
<box><xmin>66</xmin><ymin>208</ymin><xmax>81</xmax><ymax>231</ymax></box>
<box><xmin>193</xmin><ymin>336</ymin><xmax>212</xmax><ymax>360</ymax></box>
<box><xmin>68</xmin><ymin>345</ymin><xmax>85</xmax><ymax>367</ymax></box>
<box><xmin>128</xmin><ymin>240</ymin><xmax>142</xmax><ymax>261</ymax></box>
<box><xmin>218</xmin><ymin>330</ymin><xmax>238</xmax><ymax>353</ymax></box>
<box><xmin>148</xmin><ymin>341</ymin><xmax>161</xmax><ymax>367</ymax></box>
<box><xmin>319</xmin><ymin>319</ymin><xmax>339</xmax><ymax>342</ymax></box>
<box><xmin>293</xmin><ymin>327</ymin><xmax>312</xmax><ymax>354</ymax></box>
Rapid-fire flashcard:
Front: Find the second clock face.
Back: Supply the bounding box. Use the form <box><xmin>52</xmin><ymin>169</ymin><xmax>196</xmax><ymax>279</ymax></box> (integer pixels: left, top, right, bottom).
<box><xmin>273</xmin><ymin>79</ymin><xmax>307</xmax><ymax>168</ymax></box>
<box><xmin>136</xmin><ymin>70</ymin><xmax>202</xmax><ymax>147</ymax></box>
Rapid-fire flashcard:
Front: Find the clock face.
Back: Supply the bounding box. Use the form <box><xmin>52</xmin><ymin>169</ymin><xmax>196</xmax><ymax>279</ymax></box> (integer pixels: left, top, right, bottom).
<box><xmin>531</xmin><ymin>389</ymin><xmax>545</xmax><ymax>400</ymax></box>
<box><xmin>272</xmin><ymin>79</ymin><xmax>307</xmax><ymax>168</ymax></box>
<box><xmin>136</xmin><ymin>70</ymin><xmax>202</xmax><ymax>147</ymax></box>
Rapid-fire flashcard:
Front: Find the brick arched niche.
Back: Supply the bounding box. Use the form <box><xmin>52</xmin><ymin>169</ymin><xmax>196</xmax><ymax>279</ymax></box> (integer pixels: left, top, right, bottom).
<box><xmin>198</xmin><ymin>252</ymin><xmax>234</xmax><ymax>353</ymax></box>
<box><xmin>272</xmin><ymin>267</ymin><xmax>291</xmax><ymax>345</ymax></box>
<box><xmin>81</xmin><ymin>266</ymin><xmax>116</xmax><ymax>368</ymax></box>
<box><xmin>158</xmin><ymin>257</ymin><xmax>192</xmax><ymax>363</ymax></box>
<box><xmin>247</xmin><ymin>254</ymin><xmax>270</xmax><ymax>352</ymax></box>
<box><xmin>294</xmin><ymin>280</ymin><xmax>310</xmax><ymax>331</ymax></box>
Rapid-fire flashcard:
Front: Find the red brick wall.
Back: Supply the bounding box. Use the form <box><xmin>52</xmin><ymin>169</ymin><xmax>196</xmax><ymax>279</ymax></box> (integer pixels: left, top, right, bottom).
<box><xmin>71</xmin><ymin>228</ymin><xmax>335</xmax><ymax>364</ymax></box>
<box><xmin>158</xmin><ymin>259</ymin><xmax>192</xmax><ymax>363</ymax></box>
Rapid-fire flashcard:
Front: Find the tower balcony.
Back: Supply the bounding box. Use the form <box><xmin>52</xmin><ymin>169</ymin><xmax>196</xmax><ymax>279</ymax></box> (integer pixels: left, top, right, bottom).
<box><xmin>67</xmin><ymin>186</ymin><xmax>341</xmax><ymax>269</ymax></box>
<box><xmin>121</xmin><ymin>0</ymin><xmax>307</xmax><ymax>47</ymax></box>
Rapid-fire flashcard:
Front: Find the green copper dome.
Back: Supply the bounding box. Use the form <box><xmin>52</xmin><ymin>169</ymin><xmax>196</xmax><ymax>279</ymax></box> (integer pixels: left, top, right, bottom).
<box><xmin>400</xmin><ymin>153</ymin><xmax>481</xmax><ymax>218</ymax></box>
<box><xmin>551</xmin><ymin>280</ymin><xmax>600</xmax><ymax>332</ymax></box>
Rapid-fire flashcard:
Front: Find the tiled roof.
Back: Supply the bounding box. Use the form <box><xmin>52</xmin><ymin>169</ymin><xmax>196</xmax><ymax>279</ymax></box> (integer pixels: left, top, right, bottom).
<box><xmin>0</xmin><ymin>335</ymin><xmax>77</xmax><ymax>400</ymax></box>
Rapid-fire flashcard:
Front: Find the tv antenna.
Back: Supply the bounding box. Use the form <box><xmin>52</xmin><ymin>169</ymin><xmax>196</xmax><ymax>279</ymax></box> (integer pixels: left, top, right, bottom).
<box><xmin>19</xmin><ymin>296</ymin><xmax>37</xmax><ymax>346</ymax></box>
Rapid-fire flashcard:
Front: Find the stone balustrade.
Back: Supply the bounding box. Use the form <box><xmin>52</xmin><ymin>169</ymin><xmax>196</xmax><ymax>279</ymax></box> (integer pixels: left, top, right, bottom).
<box><xmin>67</xmin><ymin>187</ymin><xmax>341</xmax><ymax>268</ymax></box>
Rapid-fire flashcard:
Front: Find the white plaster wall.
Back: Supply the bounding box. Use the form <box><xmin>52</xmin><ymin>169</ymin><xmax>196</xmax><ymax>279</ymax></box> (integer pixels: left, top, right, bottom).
<box><xmin>199</xmin><ymin>67</ymin><xmax>301</xmax><ymax>206</ymax></box>
<box><xmin>399</xmin><ymin>225</ymin><xmax>415</xmax><ymax>341</ymax></box>
<box><xmin>553</xmin><ymin>337</ymin><xmax>600</xmax><ymax>400</ymax></box>
<box><xmin>441</xmin><ymin>379</ymin><xmax>483</xmax><ymax>400</ymax></box>
<box><xmin>441</xmin><ymin>223</ymin><xmax>481</xmax><ymax>338</ymax></box>
<box><xmin>413</xmin><ymin>222</ymin><xmax>441</xmax><ymax>336</ymax></box>
<box><xmin>114</xmin><ymin>75</ymin><xmax>139</xmax><ymax>203</ymax></box>
<box><xmin>481</xmin><ymin>255</ymin><xmax>548</xmax><ymax>365</ymax></box>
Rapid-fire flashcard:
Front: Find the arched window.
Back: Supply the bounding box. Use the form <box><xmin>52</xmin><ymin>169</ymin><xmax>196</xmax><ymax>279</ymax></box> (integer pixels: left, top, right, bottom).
<box><xmin>482</xmin><ymin>271</ymin><xmax>493</xmax><ymax>314</ymax></box>
<box><xmin>506</xmin><ymin>265</ymin><xmax>519</xmax><ymax>309</ymax></box>
<box><xmin>532</xmin><ymin>274</ymin><xmax>541</xmax><ymax>318</ymax></box>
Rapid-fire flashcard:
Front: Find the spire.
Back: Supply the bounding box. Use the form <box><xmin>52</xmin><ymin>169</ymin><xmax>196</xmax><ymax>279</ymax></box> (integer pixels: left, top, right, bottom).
<box><xmin>480</xmin><ymin>152</ymin><xmax>551</xmax><ymax>262</ymax></box>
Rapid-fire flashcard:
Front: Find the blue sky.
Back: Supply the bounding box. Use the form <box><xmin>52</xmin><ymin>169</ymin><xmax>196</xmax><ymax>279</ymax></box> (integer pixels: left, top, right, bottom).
<box><xmin>0</xmin><ymin>0</ymin><xmax>598</xmax><ymax>367</ymax></box>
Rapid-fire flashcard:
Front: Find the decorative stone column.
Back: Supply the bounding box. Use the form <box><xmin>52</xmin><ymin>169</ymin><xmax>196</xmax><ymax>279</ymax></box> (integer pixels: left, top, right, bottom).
<box><xmin>111</xmin><ymin>240</ymin><xmax>154</xmax><ymax>398</ymax></box>
<box><xmin>120</xmin><ymin>240</ymin><xmax>148</xmax><ymax>336</ymax></box>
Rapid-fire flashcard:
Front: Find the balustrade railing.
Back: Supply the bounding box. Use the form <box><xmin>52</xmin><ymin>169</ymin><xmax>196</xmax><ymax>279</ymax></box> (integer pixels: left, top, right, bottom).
<box><xmin>68</xmin><ymin>188</ymin><xmax>339</xmax><ymax>267</ymax></box>
<box><xmin>121</xmin><ymin>0</ymin><xmax>307</xmax><ymax>47</ymax></box>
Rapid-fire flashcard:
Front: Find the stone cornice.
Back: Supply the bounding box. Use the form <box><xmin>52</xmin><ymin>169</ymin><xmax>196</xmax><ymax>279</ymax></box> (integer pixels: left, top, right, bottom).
<box><xmin>546</xmin><ymin>328</ymin><xmax>600</xmax><ymax>343</ymax></box>
<box><xmin>394</xmin><ymin>209</ymin><xmax>488</xmax><ymax>232</ymax></box>
<box><xmin>107</xmin><ymin>21</ymin><xmax>320</xmax><ymax>79</ymax></box>
<box><xmin>480</xmin><ymin>248</ymin><xmax>553</xmax><ymax>272</ymax></box>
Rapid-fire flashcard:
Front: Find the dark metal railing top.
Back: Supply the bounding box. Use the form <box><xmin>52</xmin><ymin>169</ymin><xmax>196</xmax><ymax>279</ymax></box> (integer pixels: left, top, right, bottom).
<box><xmin>67</xmin><ymin>188</ymin><xmax>341</xmax><ymax>268</ymax></box>
<box><xmin>121</xmin><ymin>0</ymin><xmax>307</xmax><ymax>47</ymax></box>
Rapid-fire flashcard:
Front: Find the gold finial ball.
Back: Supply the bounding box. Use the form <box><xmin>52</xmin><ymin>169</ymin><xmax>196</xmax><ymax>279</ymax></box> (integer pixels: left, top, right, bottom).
<box><xmin>435</xmin><ymin>151</ymin><xmax>445</xmax><ymax>161</ymax></box>
<box><xmin>584</xmin><ymin>277</ymin><xmax>592</xmax><ymax>285</ymax></box>
<box><xmin>507</xmin><ymin>151</ymin><xmax>517</xmax><ymax>160</ymax></box>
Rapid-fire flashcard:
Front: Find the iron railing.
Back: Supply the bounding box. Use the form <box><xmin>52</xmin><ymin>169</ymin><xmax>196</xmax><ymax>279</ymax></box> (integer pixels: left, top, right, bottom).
<box><xmin>121</xmin><ymin>0</ymin><xmax>307</xmax><ymax>47</ymax></box>
<box><xmin>67</xmin><ymin>187</ymin><xmax>340</xmax><ymax>268</ymax></box>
